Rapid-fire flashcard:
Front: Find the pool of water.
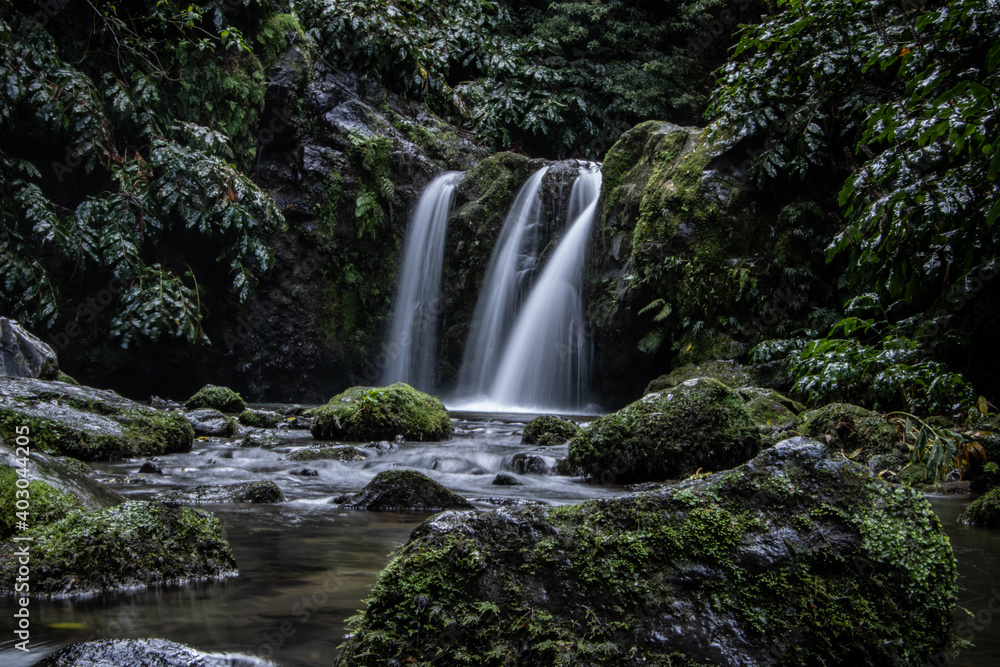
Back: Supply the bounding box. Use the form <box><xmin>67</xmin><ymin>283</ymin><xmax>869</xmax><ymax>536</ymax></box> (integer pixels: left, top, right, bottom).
<box><xmin>2</xmin><ymin>413</ymin><xmax>999</xmax><ymax>665</ymax></box>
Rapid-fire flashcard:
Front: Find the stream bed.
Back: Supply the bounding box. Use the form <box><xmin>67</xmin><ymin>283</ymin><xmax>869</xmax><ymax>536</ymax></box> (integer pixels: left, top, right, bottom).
<box><xmin>2</xmin><ymin>412</ymin><xmax>998</xmax><ymax>666</ymax></box>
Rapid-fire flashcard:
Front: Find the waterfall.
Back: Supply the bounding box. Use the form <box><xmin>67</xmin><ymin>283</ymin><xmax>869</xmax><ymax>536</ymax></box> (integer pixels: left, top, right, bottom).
<box><xmin>454</xmin><ymin>167</ymin><xmax>549</xmax><ymax>398</ymax></box>
<box><xmin>381</xmin><ymin>171</ymin><xmax>463</xmax><ymax>392</ymax></box>
<box><xmin>488</xmin><ymin>164</ymin><xmax>602</xmax><ymax>411</ymax></box>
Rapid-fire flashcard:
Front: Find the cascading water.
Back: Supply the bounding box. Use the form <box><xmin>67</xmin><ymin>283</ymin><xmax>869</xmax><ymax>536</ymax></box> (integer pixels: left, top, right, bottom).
<box><xmin>380</xmin><ymin>171</ymin><xmax>463</xmax><ymax>392</ymax></box>
<box><xmin>454</xmin><ymin>167</ymin><xmax>550</xmax><ymax>398</ymax></box>
<box><xmin>487</xmin><ymin>164</ymin><xmax>602</xmax><ymax>411</ymax></box>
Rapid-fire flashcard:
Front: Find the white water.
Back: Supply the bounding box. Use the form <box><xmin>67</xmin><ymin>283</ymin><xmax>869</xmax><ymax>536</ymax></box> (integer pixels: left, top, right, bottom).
<box><xmin>381</xmin><ymin>172</ymin><xmax>463</xmax><ymax>391</ymax></box>
<box><xmin>486</xmin><ymin>165</ymin><xmax>602</xmax><ymax>411</ymax></box>
<box><xmin>454</xmin><ymin>167</ymin><xmax>549</xmax><ymax>398</ymax></box>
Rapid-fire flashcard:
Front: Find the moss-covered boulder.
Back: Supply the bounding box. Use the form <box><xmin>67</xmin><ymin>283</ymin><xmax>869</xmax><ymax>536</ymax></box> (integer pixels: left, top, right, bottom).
<box><xmin>35</xmin><ymin>638</ymin><xmax>266</xmax><ymax>667</ymax></box>
<box><xmin>739</xmin><ymin>386</ymin><xmax>806</xmax><ymax>444</ymax></box>
<box><xmin>238</xmin><ymin>408</ymin><xmax>282</xmax><ymax>428</ymax></box>
<box><xmin>0</xmin><ymin>500</ymin><xmax>236</xmax><ymax>596</ymax></box>
<box><xmin>334</xmin><ymin>469</ymin><xmax>473</xmax><ymax>511</ymax></box>
<box><xmin>239</xmin><ymin>432</ymin><xmax>280</xmax><ymax>448</ymax></box>
<box><xmin>960</xmin><ymin>487</ymin><xmax>1000</xmax><ymax>528</ymax></box>
<box><xmin>336</xmin><ymin>438</ymin><xmax>957</xmax><ymax>666</ymax></box>
<box><xmin>0</xmin><ymin>377</ymin><xmax>194</xmax><ymax>461</ymax></box>
<box><xmin>569</xmin><ymin>377</ymin><xmax>761</xmax><ymax>482</ymax></box>
<box><xmin>154</xmin><ymin>481</ymin><xmax>284</xmax><ymax>504</ymax></box>
<box><xmin>645</xmin><ymin>360</ymin><xmax>754</xmax><ymax>395</ymax></box>
<box><xmin>288</xmin><ymin>444</ymin><xmax>364</xmax><ymax>462</ymax></box>
<box><xmin>521</xmin><ymin>415</ymin><xmax>581</xmax><ymax>446</ymax></box>
<box><xmin>311</xmin><ymin>383</ymin><xmax>452</xmax><ymax>442</ymax></box>
<box><xmin>185</xmin><ymin>384</ymin><xmax>247</xmax><ymax>413</ymax></box>
<box><xmin>798</xmin><ymin>403</ymin><xmax>906</xmax><ymax>474</ymax></box>
<box><xmin>183</xmin><ymin>408</ymin><xmax>239</xmax><ymax>437</ymax></box>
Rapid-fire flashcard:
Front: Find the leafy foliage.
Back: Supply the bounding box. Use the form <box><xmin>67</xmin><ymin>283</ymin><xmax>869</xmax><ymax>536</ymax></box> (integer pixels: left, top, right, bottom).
<box><xmin>300</xmin><ymin>0</ymin><xmax>745</xmax><ymax>157</ymax></box>
<box><xmin>0</xmin><ymin>3</ymin><xmax>285</xmax><ymax>349</ymax></box>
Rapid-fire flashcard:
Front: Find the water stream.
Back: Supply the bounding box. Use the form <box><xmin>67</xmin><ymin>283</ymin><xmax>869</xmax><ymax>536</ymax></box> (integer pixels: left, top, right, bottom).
<box><xmin>1</xmin><ymin>417</ymin><xmax>997</xmax><ymax>666</ymax></box>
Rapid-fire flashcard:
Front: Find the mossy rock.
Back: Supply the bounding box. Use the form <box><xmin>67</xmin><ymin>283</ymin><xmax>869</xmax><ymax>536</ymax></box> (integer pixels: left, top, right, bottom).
<box><xmin>183</xmin><ymin>408</ymin><xmax>239</xmax><ymax>437</ymax></box>
<box><xmin>0</xmin><ymin>465</ymin><xmax>83</xmax><ymax>539</ymax></box>
<box><xmin>798</xmin><ymin>403</ymin><xmax>900</xmax><ymax>456</ymax></box>
<box><xmin>521</xmin><ymin>415</ymin><xmax>581</xmax><ymax>446</ymax></box>
<box><xmin>644</xmin><ymin>360</ymin><xmax>753</xmax><ymax>395</ymax></box>
<box><xmin>154</xmin><ymin>481</ymin><xmax>284</xmax><ymax>504</ymax></box>
<box><xmin>288</xmin><ymin>444</ymin><xmax>363</xmax><ymax>461</ymax></box>
<box><xmin>960</xmin><ymin>488</ymin><xmax>1000</xmax><ymax>527</ymax></box>
<box><xmin>739</xmin><ymin>387</ymin><xmax>806</xmax><ymax>444</ymax></box>
<box><xmin>239</xmin><ymin>432</ymin><xmax>280</xmax><ymax>448</ymax></box>
<box><xmin>334</xmin><ymin>469</ymin><xmax>473</xmax><ymax>511</ymax></box>
<box><xmin>899</xmin><ymin>462</ymin><xmax>931</xmax><ymax>487</ymax></box>
<box><xmin>569</xmin><ymin>378</ymin><xmax>762</xmax><ymax>482</ymax></box>
<box><xmin>0</xmin><ymin>500</ymin><xmax>236</xmax><ymax>596</ymax></box>
<box><xmin>238</xmin><ymin>409</ymin><xmax>281</xmax><ymax>428</ymax></box>
<box><xmin>185</xmin><ymin>384</ymin><xmax>247</xmax><ymax>413</ymax></box>
<box><xmin>55</xmin><ymin>371</ymin><xmax>79</xmax><ymax>385</ymax></box>
<box><xmin>336</xmin><ymin>438</ymin><xmax>956</xmax><ymax>666</ymax></box>
<box><xmin>310</xmin><ymin>383</ymin><xmax>452</xmax><ymax>442</ymax></box>
<box><xmin>0</xmin><ymin>378</ymin><xmax>194</xmax><ymax>461</ymax></box>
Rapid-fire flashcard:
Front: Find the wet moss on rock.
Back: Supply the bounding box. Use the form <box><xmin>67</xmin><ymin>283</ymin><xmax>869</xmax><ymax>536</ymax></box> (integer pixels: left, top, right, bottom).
<box><xmin>238</xmin><ymin>409</ymin><xmax>282</xmax><ymax>428</ymax></box>
<box><xmin>644</xmin><ymin>360</ymin><xmax>754</xmax><ymax>395</ymax></box>
<box><xmin>311</xmin><ymin>383</ymin><xmax>452</xmax><ymax>442</ymax></box>
<box><xmin>960</xmin><ymin>487</ymin><xmax>1000</xmax><ymax>528</ymax></box>
<box><xmin>334</xmin><ymin>469</ymin><xmax>473</xmax><ymax>511</ymax></box>
<box><xmin>0</xmin><ymin>465</ymin><xmax>83</xmax><ymax>538</ymax></box>
<box><xmin>521</xmin><ymin>415</ymin><xmax>581</xmax><ymax>446</ymax></box>
<box><xmin>336</xmin><ymin>439</ymin><xmax>957</xmax><ymax>667</ymax></box>
<box><xmin>569</xmin><ymin>377</ymin><xmax>762</xmax><ymax>482</ymax></box>
<box><xmin>185</xmin><ymin>384</ymin><xmax>247</xmax><ymax>413</ymax></box>
<box><xmin>288</xmin><ymin>444</ymin><xmax>363</xmax><ymax>461</ymax></box>
<box><xmin>0</xmin><ymin>500</ymin><xmax>237</xmax><ymax>596</ymax></box>
<box><xmin>0</xmin><ymin>378</ymin><xmax>194</xmax><ymax>461</ymax></box>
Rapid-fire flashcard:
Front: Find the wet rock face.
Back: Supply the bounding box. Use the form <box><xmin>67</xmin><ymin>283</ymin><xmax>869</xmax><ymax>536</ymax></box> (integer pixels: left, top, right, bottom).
<box><xmin>183</xmin><ymin>408</ymin><xmax>239</xmax><ymax>437</ymax></box>
<box><xmin>0</xmin><ymin>500</ymin><xmax>237</xmax><ymax>596</ymax></box>
<box><xmin>34</xmin><ymin>638</ymin><xmax>272</xmax><ymax>667</ymax></box>
<box><xmin>521</xmin><ymin>415</ymin><xmax>581</xmax><ymax>446</ymax></box>
<box><xmin>0</xmin><ymin>318</ymin><xmax>58</xmax><ymax>380</ymax></box>
<box><xmin>569</xmin><ymin>377</ymin><xmax>762</xmax><ymax>483</ymax></box>
<box><xmin>0</xmin><ymin>377</ymin><xmax>194</xmax><ymax>461</ymax></box>
<box><xmin>336</xmin><ymin>439</ymin><xmax>957</xmax><ymax>667</ymax></box>
<box><xmin>311</xmin><ymin>383</ymin><xmax>452</xmax><ymax>442</ymax></box>
<box><xmin>155</xmin><ymin>481</ymin><xmax>285</xmax><ymax>504</ymax></box>
<box><xmin>334</xmin><ymin>469</ymin><xmax>473</xmax><ymax>511</ymax></box>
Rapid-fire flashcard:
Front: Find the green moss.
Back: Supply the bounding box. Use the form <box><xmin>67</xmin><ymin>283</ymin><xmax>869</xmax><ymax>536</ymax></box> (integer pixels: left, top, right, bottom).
<box><xmin>238</xmin><ymin>409</ymin><xmax>281</xmax><ymax>428</ymax></box>
<box><xmin>0</xmin><ymin>465</ymin><xmax>83</xmax><ymax>538</ymax></box>
<box><xmin>0</xmin><ymin>500</ymin><xmax>236</xmax><ymax>596</ymax></box>
<box><xmin>960</xmin><ymin>487</ymin><xmax>1000</xmax><ymax>527</ymax></box>
<box><xmin>55</xmin><ymin>372</ymin><xmax>79</xmax><ymax>385</ymax></box>
<box><xmin>798</xmin><ymin>403</ymin><xmax>900</xmax><ymax>456</ymax></box>
<box><xmin>185</xmin><ymin>384</ymin><xmax>247</xmax><ymax>413</ymax></box>
<box><xmin>521</xmin><ymin>416</ymin><xmax>581</xmax><ymax>446</ymax></box>
<box><xmin>255</xmin><ymin>13</ymin><xmax>308</xmax><ymax>70</ymax></box>
<box><xmin>569</xmin><ymin>378</ymin><xmax>762</xmax><ymax>482</ymax></box>
<box><xmin>311</xmin><ymin>383</ymin><xmax>452</xmax><ymax>442</ymax></box>
<box><xmin>0</xmin><ymin>407</ymin><xmax>193</xmax><ymax>461</ymax></box>
<box><xmin>288</xmin><ymin>444</ymin><xmax>363</xmax><ymax>462</ymax></box>
<box><xmin>644</xmin><ymin>360</ymin><xmax>753</xmax><ymax>394</ymax></box>
<box><xmin>337</xmin><ymin>445</ymin><xmax>956</xmax><ymax>666</ymax></box>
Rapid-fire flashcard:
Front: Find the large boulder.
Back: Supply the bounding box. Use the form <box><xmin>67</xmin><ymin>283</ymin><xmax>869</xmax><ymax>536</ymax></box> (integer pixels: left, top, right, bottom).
<box><xmin>0</xmin><ymin>377</ymin><xmax>194</xmax><ymax>461</ymax></box>
<box><xmin>34</xmin><ymin>638</ymin><xmax>270</xmax><ymax>666</ymax></box>
<box><xmin>0</xmin><ymin>436</ymin><xmax>124</xmax><ymax>538</ymax></box>
<box><xmin>521</xmin><ymin>415</ymin><xmax>581</xmax><ymax>446</ymax></box>
<box><xmin>960</xmin><ymin>487</ymin><xmax>1000</xmax><ymax>528</ymax></box>
<box><xmin>0</xmin><ymin>318</ymin><xmax>58</xmax><ymax>380</ymax></box>
<box><xmin>0</xmin><ymin>500</ymin><xmax>236</xmax><ymax>596</ymax></box>
<box><xmin>798</xmin><ymin>403</ymin><xmax>907</xmax><ymax>475</ymax></box>
<box><xmin>185</xmin><ymin>384</ymin><xmax>247</xmax><ymax>413</ymax></box>
<box><xmin>334</xmin><ymin>469</ymin><xmax>473</xmax><ymax>511</ymax></box>
<box><xmin>569</xmin><ymin>377</ymin><xmax>761</xmax><ymax>482</ymax></box>
<box><xmin>183</xmin><ymin>408</ymin><xmax>239</xmax><ymax>437</ymax></box>
<box><xmin>311</xmin><ymin>383</ymin><xmax>452</xmax><ymax>442</ymax></box>
<box><xmin>155</xmin><ymin>481</ymin><xmax>284</xmax><ymax>504</ymax></box>
<box><xmin>336</xmin><ymin>439</ymin><xmax>957</xmax><ymax>666</ymax></box>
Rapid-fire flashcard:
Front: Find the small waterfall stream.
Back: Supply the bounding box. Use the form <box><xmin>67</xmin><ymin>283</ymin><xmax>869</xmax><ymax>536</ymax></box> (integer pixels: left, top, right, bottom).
<box><xmin>488</xmin><ymin>164</ymin><xmax>602</xmax><ymax>411</ymax></box>
<box><xmin>455</xmin><ymin>167</ymin><xmax>550</xmax><ymax>398</ymax></box>
<box><xmin>381</xmin><ymin>172</ymin><xmax>463</xmax><ymax>391</ymax></box>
